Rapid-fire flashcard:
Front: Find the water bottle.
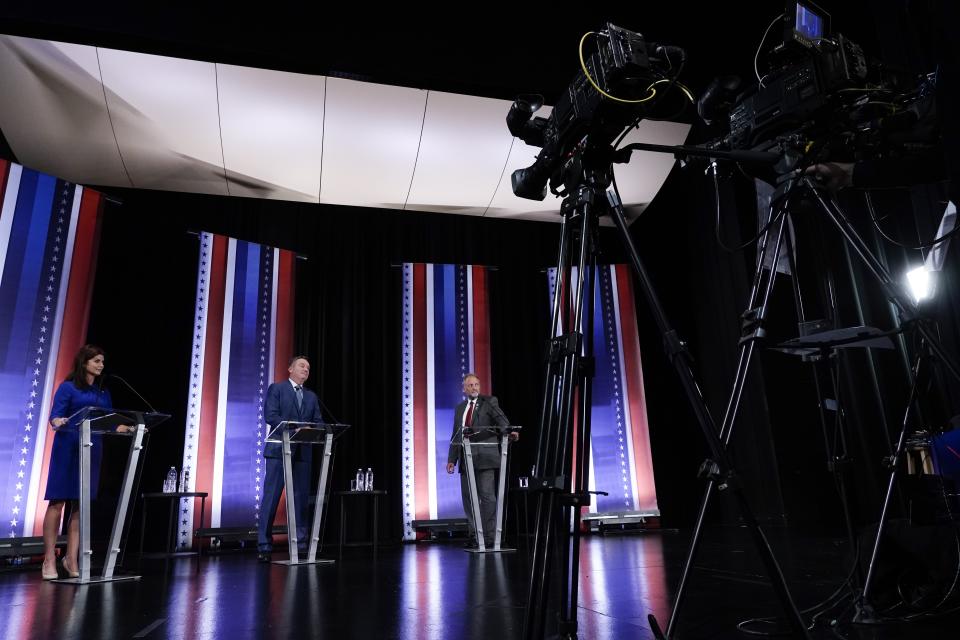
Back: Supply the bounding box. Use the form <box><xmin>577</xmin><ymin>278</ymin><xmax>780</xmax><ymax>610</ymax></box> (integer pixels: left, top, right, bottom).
<box><xmin>178</xmin><ymin>467</ymin><xmax>190</xmax><ymax>493</ymax></box>
<box><xmin>365</xmin><ymin>467</ymin><xmax>374</xmax><ymax>492</ymax></box>
<box><xmin>355</xmin><ymin>468</ymin><xmax>364</xmax><ymax>492</ymax></box>
<box><xmin>164</xmin><ymin>467</ymin><xmax>178</xmax><ymax>493</ymax></box>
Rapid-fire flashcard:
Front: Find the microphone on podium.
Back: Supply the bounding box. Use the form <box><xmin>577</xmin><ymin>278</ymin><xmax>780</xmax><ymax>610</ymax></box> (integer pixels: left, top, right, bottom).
<box><xmin>108</xmin><ymin>374</ymin><xmax>158</xmax><ymax>413</ymax></box>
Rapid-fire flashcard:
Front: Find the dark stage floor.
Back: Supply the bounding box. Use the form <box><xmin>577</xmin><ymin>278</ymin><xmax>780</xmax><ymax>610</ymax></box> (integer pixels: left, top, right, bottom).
<box><xmin>1</xmin><ymin>527</ymin><xmax>957</xmax><ymax>639</ymax></box>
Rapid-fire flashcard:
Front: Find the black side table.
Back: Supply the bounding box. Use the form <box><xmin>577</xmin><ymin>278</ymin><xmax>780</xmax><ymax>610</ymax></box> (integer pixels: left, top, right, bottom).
<box><xmin>334</xmin><ymin>490</ymin><xmax>386</xmax><ymax>560</ymax></box>
<box><xmin>139</xmin><ymin>492</ymin><xmax>208</xmax><ymax>558</ymax></box>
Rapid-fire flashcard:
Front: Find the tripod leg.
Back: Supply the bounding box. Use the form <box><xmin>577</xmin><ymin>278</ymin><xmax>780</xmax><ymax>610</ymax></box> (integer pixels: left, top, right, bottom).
<box><xmin>525</xmin><ymin>199</ymin><xmax>594</xmax><ymax>640</ymax></box>
<box><xmin>550</xmin><ymin>211</ymin><xmax>590</xmax><ymax>476</ymax></box>
<box><xmin>665</xmin><ymin>212</ymin><xmax>789</xmax><ymax>637</ymax></box>
<box><xmin>525</xmin><ymin>213</ymin><xmax>571</xmax><ymax>636</ymax></box>
<box><xmin>559</xmin><ymin>224</ymin><xmax>598</xmax><ymax>636</ymax></box>
<box><xmin>535</xmin><ymin>213</ymin><xmax>575</xmax><ymax>476</ymax></box>
<box><xmin>783</xmin><ymin>215</ymin><xmax>862</xmax><ymax>586</ymax></box>
<box><xmin>719</xmin><ymin>208</ymin><xmax>788</xmax><ymax>446</ymax></box>
<box><xmin>855</xmin><ymin>350</ymin><xmax>926</xmax><ymax>622</ymax></box>
<box><xmin>607</xmin><ymin>194</ymin><xmax>810</xmax><ymax>639</ymax></box>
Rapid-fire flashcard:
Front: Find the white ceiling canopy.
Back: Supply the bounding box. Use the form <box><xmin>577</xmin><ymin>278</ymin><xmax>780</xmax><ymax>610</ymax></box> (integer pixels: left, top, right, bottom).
<box><xmin>97</xmin><ymin>47</ymin><xmax>227</xmax><ymax>195</ymax></box>
<box><xmin>218</xmin><ymin>63</ymin><xmax>326</xmax><ymax>202</ymax></box>
<box><xmin>319</xmin><ymin>77</ymin><xmax>426</xmax><ymax>210</ymax></box>
<box><xmin>0</xmin><ymin>34</ymin><xmax>690</xmax><ymax>223</ymax></box>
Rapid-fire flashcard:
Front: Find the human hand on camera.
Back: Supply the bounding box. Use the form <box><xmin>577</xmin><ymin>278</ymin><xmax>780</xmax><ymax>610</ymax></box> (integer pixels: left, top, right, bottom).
<box><xmin>446</xmin><ymin>462</ymin><xmax>455</xmax><ymax>474</ymax></box>
<box><xmin>802</xmin><ymin>162</ymin><xmax>854</xmax><ymax>192</ymax></box>
<box><xmin>51</xmin><ymin>417</ymin><xmax>67</xmax><ymax>428</ymax></box>
<box><xmin>508</xmin><ymin>432</ymin><xmax>519</xmax><ymax>442</ymax></box>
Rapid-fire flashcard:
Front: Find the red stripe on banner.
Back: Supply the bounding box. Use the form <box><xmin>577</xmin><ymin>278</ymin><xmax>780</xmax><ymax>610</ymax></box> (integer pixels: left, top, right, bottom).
<box><xmin>33</xmin><ymin>188</ymin><xmax>104</xmax><ymax>534</ymax></box>
<box><xmin>412</xmin><ymin>264</ymin><xmax>430</xmax><ymax>523</ymax></box>
<box><xmin>193</xmin><ymin>236</ymin><xmax>228</xmax><ymax>538</ymax></box>
<box><xmin>272</xmin><ymin>249</ymin><xmax>295</xmax><ymax>530</ymax></box>
<box><xmin>615</xmin><ymin>264</ymin><xmax>657</xmax><ymax>509</ymax></box>
<box><xmin>273</xmin><ymin>249</ymin><xmax>295</xmax><ymax>382</ymax></box>
<box><xmin>471</xmin><ymin>266</ymin><xmax>491</xmax><ymax>388</ymax></box>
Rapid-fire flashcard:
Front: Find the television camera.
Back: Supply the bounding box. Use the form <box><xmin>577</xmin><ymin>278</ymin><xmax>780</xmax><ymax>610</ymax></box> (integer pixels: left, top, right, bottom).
<box><xmin>506</xmin><ymin>22</ymin><xmax>690</xmax><ymax>200</ymax></box>
<box><xmin>701</xmin><ymin>1</ymin><xmax>933</xmax><ymax>176</ymax></box>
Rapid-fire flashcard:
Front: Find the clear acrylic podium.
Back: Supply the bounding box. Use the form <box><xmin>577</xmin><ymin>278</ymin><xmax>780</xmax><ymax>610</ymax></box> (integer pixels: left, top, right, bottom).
<box><xmin>265</xmin><ymin>421</ymin><xmax>350</xmax><ymax>566</ymax></box>
<box><xmin>458</xmin><ymin>425</ymin><xmax>521</xmax><ymax>553</ymax></box>
<box><xmin>53</xmin><ymin>406</ymin><xmax>169</xmax><ymax>584</ymax></box>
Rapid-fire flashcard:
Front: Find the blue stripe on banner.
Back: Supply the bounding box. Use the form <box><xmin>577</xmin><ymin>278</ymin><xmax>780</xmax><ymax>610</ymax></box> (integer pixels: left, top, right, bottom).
<box><xmin>433</xmin><ymin>264</ymin><xmax>464</xmax><ymax>519</ymax></box>
<box><xmin>591</xmin><ymin>267</ymin><xmax>634</xmax><ymax>512</ymax></box>
<box><xmin>220</xmin><ymin>241</ymin><xmax>267</xmax><ymax>527</ymax></box>
<box><xmin>0</xmin><ymin>172</ymin><xmax>74</xmax><ymax>536</ymax></box>
<box><xmin>0</xmin><ymin>170</ymin><xmax>50</xmax><ymax>364</ymax></box>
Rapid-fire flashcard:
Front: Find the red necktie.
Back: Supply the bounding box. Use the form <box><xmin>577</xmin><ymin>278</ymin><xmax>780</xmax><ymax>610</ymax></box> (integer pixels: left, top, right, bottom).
<box><xmin>465</xmin><ymin>400</ymin><xmax>475</xmax><ymax>427</ymax></box>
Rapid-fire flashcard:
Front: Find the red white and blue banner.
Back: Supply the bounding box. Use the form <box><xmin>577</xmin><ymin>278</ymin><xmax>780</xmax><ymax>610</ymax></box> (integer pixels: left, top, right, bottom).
<box><xmin>0</xmin><ymin>160</ymin><xmax>105</xmax><ymax>538</ymax></box>
<box><xmin>401</xmin><ymin>263</ymin><xmax>491</xmax><ymax>540</ymax></box>
<box><xmin>176</xmin><ymin>232</ymin><xmax>296</xmax><ymax>549</ymax></box>
<box><xmin>548</xmin><ymin>265</ymin><xmax>659</xmax><ymax>516</ymax></box>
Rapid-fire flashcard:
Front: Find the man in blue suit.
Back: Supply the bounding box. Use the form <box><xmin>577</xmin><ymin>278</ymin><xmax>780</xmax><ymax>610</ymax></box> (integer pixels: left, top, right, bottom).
<box><xmin>257</xmin><ymin>355</ymin><xmax>323</xmax><ymax>561</ymax></box>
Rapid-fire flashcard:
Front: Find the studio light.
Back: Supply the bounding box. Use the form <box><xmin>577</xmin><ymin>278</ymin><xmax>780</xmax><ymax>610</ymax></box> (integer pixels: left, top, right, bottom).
<box><xmin>906</xmin><ymin>265</ymin><xmax>935</xmax><ymax>302</ymax></box>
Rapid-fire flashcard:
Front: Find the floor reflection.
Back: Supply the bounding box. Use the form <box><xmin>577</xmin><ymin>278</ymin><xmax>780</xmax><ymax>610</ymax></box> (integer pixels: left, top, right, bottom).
<box><xmin>0</xmin><ymin>531</ymin><xmax>943</xmax><ymax>639</ymax></box>
<box><xmin>578</xmin><ymin>536</ymin><xmax>669</xmax><ymax>639</ymax></box>
<box><xmin>399</xmin><ymin>545</ymin><xmax>446</xmax><ymax>640</ymax></box>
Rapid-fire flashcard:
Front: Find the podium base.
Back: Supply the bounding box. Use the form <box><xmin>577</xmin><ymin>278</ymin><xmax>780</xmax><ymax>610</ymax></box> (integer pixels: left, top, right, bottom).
<box><xmin>272</xmin><ymin>558</ymin><xmax>336</xmax><ymax>566</ymax></box>
<box><xmin>464</xmin><ymin>547</ymin><xmax>516</xmax><ymax>554</ymax></box>
<box><xmin>51</xmin><ymin>574</ymin><xmax>141</xmax><ymax>585</ymax></box>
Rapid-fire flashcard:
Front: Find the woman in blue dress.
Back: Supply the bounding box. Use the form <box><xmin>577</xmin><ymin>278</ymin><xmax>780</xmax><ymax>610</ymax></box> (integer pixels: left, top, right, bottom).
<box><xmin>41</xmin><ymin>344</ymin><xmax>129</xmax><ymax>579</ymax></box>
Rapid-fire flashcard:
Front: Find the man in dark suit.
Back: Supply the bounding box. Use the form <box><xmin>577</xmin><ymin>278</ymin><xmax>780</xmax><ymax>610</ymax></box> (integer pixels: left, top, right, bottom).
<box><xmin>257</xmin><ymin>355</ymin><xmax>323</xmax><ymax>561</ymax></box>
<box><xmin>446</xmin><ymin>373</ymin><xmax>518</xmax><ymax>547</ymax></box>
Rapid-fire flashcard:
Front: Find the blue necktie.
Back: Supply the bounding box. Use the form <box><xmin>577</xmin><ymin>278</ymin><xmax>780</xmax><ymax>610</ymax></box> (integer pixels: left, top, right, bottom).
<box><xmin>295</xmin><ymin>385</ymin><xmax>303</xmax><ymax>411</ymax></box>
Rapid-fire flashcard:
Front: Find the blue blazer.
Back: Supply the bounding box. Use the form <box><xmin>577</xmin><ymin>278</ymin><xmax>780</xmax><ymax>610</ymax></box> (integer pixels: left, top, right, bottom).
<box><xmin>263</xmin><ymin>380</ymin><xmax>323</xmax><ymax>460</ymax></box>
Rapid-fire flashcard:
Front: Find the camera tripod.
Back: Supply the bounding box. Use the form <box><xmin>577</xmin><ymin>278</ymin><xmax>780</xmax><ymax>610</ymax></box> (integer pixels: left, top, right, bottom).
<box><xmin>522</xmin><ymin>137</ymin><xmax>960</xmax><ymax>637</ymax></box>
<box><xmin>651</xmin><ymin>169</ymin><xmax>960</xmax><ymax>637</ymax></box>
<box><xmin>738</xmin><ymin>182</ymin><xmax>960</xmax><ymax>626</ymax></box>
<box><xmin>522</xmin><ymin>149</ymin><xmax>809</xmax><ymax>639</ymax></box>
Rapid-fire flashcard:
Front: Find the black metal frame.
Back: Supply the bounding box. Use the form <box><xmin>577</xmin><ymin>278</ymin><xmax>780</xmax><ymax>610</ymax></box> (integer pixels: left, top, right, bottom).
<box><xmin>522</xmin><ymin>157</ymin><xmax>809</xmax><ymax>639</ymax></box>
<box><xmin>519</xmin><ymin>133</ymin><xmax>960</xmax><ymax>636</ymax></box>
<box><xmin>655</xmin><ymin>175</ymin><xmax>960</xmax><ymax>636</ymax></box>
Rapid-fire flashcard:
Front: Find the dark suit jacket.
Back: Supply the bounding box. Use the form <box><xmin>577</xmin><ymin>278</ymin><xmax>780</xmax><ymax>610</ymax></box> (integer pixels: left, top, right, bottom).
<box><xmin>447</xmin><ymin>395</ymin><xmax>510</xmax><ymax>471</ymax></box>
<box><xmin>264</xmin><ymin>380</ymin><xmax>323</xmax><ymax>461</ymax></box>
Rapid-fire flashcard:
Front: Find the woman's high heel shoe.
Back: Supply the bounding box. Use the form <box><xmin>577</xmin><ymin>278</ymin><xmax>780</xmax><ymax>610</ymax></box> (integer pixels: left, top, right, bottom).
<box><xmin>41</xmin><ymin>561</ymin><xmax>58</xmax><ymax>580</ymax></box>
<box><xmin>61</xmin><ymin>559</ymin><xmax>80</xmax><ymax>578</ymax></box>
